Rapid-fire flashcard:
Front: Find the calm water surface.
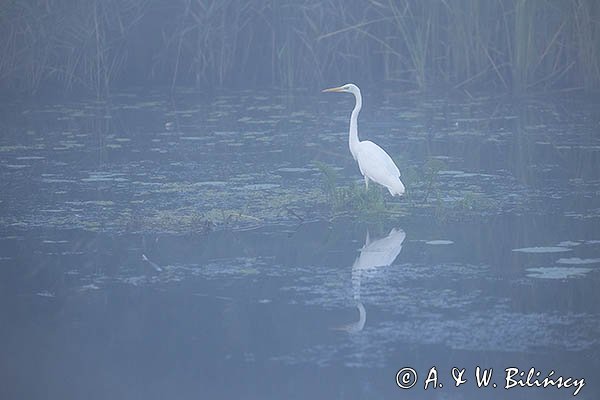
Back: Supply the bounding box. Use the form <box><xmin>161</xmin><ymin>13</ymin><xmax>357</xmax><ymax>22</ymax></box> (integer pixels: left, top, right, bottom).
<box><xmin>1</xmin><ymin>88</ymin><xmax>599</xmax><ymax>399</ymax></box>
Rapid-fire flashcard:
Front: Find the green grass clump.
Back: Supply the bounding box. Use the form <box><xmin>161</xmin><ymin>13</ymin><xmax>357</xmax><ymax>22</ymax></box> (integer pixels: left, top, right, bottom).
<box><xmin>315</xmin><ymin>161</ymin><xmax>398</xmax><ymax>217</ymax></box>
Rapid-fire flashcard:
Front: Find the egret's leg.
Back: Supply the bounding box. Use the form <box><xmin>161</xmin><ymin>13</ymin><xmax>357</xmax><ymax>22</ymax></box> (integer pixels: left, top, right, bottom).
<box><xmin>364</xmin><ymin>175</ymin><xmax>369</xmax><ymax>190</ymax></box>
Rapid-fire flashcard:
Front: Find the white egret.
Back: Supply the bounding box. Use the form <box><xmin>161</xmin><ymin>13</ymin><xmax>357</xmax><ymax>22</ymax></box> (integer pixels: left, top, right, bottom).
<box><xmin>322</xmin><ymin>83</ymin><xmax>405</xmax><ymax>197</ymax></box>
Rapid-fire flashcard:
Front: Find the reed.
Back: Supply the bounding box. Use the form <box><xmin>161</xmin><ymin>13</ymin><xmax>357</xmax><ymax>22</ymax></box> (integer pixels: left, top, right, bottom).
<box><xmin>1</xmin><ymin>0</ymin><xmax>599</xmax><ymax>95</ymax></box>
<box><xmin>0</xmin><ymin>0</ymin><xmax>145</xmax><ymax>95</ymax></box>
<box><xmin>571</xmin><ymin>0</ymin><xmax>600</xmax><ymax>89</ymax></box>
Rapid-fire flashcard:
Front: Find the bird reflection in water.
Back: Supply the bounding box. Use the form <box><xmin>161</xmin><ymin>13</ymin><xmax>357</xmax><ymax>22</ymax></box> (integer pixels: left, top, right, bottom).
<box><xmin>336</xmin><ymin>228</ymin><xmax>406</xmax><ymax>333</ymax></box>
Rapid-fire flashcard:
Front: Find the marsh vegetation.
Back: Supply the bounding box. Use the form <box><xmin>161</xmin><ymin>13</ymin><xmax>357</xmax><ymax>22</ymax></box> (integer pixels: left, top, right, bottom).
<box><xmin>1</xmin><ymin>0</ymin><xmax>599</xmax><ymax>95</ymax></box>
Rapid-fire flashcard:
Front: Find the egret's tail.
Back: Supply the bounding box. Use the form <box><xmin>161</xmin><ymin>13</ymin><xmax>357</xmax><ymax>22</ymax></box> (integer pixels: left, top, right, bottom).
<box><xmin>387</xmin><ymin>178</ymin><xmax>406</xmax><ymax>197</ymax></box>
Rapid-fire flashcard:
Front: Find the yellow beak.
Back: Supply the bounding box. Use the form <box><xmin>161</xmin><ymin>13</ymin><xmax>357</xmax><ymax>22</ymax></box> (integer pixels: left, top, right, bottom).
<box><xmin>322</xmin><ymin>86</ymin><xmax>345</xmax><ymax>93</ymax></box>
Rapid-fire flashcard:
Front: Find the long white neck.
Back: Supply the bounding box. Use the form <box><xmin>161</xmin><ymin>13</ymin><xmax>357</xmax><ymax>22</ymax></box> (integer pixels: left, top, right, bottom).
<box><xmin>349</xmin><ymin>88</ymin><xmax>362</xmax><ymax>160</ymax></box>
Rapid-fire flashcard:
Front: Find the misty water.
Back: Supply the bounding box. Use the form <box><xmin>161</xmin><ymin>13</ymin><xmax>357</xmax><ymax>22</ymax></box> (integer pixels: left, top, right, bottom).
<box><xmin>1</xmin><ymin>88</ymin><xmax>599</xmax><ymax>399</ymax></box>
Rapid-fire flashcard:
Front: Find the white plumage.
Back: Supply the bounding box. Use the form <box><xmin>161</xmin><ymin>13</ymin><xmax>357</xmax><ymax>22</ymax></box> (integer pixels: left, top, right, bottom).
<box><xmin>323</xmin><ymin>83</ymin><xmax>405</xmax><ymax>197</ymax></box>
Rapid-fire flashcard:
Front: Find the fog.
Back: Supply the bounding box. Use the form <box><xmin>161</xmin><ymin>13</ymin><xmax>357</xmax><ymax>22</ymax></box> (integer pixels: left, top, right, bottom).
<box><xmin>1</xmin><ymin>1</ymin><xmax>599</xmax><ymax>95</ymax></box>
<box><xmin>1</xmin><ymin>2</ymin><xmax>599</xmax><ymax>400</ymax></box>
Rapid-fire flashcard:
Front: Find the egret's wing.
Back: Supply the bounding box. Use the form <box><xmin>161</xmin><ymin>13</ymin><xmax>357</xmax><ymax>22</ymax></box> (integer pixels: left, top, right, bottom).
<box><xmin>355</xmin><ymin>140</ymin><xmax>401</xmax><ymax>186</ymax></box>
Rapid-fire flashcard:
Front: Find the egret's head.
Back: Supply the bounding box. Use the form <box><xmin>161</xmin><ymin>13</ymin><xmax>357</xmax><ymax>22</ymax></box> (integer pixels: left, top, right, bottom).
<box><xmin>322</xmin><ymin>83</ymin><xmax>360</xmax><ymax>95</ymax></box>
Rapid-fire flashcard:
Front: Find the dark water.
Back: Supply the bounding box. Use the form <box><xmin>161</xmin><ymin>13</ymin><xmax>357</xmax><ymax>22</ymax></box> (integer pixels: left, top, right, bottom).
<box><xmin>1</xmin><ymin>88</ymin><xmax>599</xmax><ymax>399</ymax></box>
